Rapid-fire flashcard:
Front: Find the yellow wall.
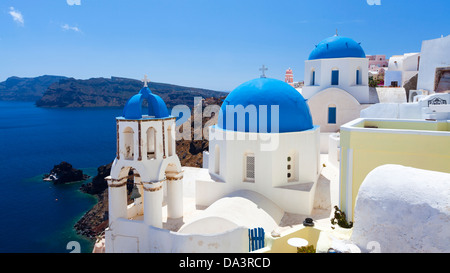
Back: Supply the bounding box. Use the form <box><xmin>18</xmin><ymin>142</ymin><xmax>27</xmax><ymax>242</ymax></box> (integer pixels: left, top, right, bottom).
<box><xmin>258</xmin><ymin>226</ymin><xmax>322</xmax><ymax>253</ymax></box>
<box><xmin>340</xmin><ymin>121</ymin><xmax>450</xmax><ymax>221</ymax></box>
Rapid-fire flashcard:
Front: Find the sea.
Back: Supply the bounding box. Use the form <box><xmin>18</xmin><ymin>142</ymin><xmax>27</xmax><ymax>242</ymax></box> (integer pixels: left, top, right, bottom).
<box><xmin>0</xmin><ymin>101</ymin><xmax>125</xmax><ymax>253</ymax></box>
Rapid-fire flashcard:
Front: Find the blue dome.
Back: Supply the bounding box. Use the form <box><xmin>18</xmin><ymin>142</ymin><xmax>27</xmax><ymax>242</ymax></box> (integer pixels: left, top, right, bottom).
<box><xmin>122</xmin><ymin>87</ymin><xmax>169</xmax><ymax>119</ymax></box>
<box><xmin>218</xmin><ymin>78</ymin><xmax>314</xmax><ymax>133</ymax></box>
<box><xmin>308</xmin><ymin>36</ymin><xmax>365</xmax><ymax>60</ymax></box>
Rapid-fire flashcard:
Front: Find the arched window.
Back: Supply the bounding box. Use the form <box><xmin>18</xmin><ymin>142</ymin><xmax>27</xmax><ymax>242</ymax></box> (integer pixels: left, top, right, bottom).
<box><xmin>310</xmin><ymin>69</ymin><xmax>316</xmax><ymax>86</ymax></box>
<box><xmin>328</xmin><ymin>104</ymin><xmax>337</xmax><ymax>124</ymax></box>
<box><xmin>123</xmin><ymin>127</ymin><xmax>134</xmax><ymax>160</ymax></box>
<box><xmin>147</xmin><ymin>127</ymin><xmax>156</xmax><ymax>160</ymax></box>
<box><xmin>167</xmin><ymin>125</ymin><xmax>174</xmax><ymax>157</ymax></box>
<box><xmin>331</xmin><ymin>68</ymin><xmax>339</xmax><ymax>85</ymax></box>
<box><xmin>214</xmin><ymin>144</ymin><xmax>220</xmax><ymax>175</ymax></box>
<box><xmin>244</xmin><ymin>153</ymin><xmax>255</xmax><ymax>182</ymax></box>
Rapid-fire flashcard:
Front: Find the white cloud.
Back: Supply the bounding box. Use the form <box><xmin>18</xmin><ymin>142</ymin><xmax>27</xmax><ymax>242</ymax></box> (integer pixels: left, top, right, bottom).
<box><xmin>67</xmin><ymin>0</ymin><xmax>81</xmax><ymax>5</ymax></box>
<box><xmin>62</xmin><ymin>24</ymin><xmax>81</xmax><ymax>33</ymax></box>
<box><xmin>9</xmin><ymin>7</ymin><xmax>24</xmax><ymax>26</ymax></box>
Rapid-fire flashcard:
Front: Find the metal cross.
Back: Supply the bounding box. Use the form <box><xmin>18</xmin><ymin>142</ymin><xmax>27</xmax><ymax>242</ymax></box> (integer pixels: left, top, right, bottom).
<box><xmin>259</xmin><ymin>65</ymin><xmax>268</xmax><ymax>78</ymax></box>
<box><xmin>142</xmin><ymin>74</ymin><xmax>150</xmax><ymax>87</ymax></box>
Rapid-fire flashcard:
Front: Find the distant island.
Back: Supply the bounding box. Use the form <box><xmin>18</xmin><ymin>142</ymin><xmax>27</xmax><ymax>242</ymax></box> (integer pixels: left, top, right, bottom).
<box><xmin>0</xmin><ymin>75</ymin><xmax>228</xmax><ymax>108</ymax></box>
<box><xmin>0</xmin><ymin>75</ymin><xmax>68</xmax><ymax>101</ymax></box>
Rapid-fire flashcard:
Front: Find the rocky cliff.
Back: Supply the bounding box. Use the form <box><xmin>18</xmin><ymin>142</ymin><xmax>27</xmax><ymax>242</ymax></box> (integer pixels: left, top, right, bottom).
<box><xmin>0</xmin><ymin>75</ymin><xmax>67</xmax><ymax>101</ymax></box>
<box><xmin>36</xmin><ymin>76</ymin><xmax>227</xmax><ymax>108</ymax></box>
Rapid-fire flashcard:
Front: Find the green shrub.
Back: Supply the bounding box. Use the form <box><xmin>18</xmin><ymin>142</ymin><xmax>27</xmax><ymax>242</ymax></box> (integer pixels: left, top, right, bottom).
<box><xmin>330</xmin><ymin>205</ymin><xmax>353</xmax><ymax>229</ymax></box>
<box><xmin>297</xmin><ymin>245</ymin><xmax>316</xmax><ymax>253</ymax></box>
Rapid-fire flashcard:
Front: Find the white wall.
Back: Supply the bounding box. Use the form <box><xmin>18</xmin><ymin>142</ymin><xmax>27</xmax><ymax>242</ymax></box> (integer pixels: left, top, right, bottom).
<box><xmin>328</xmin><ymin>133</ymin><xmax>340</xmax><ymax>169</ymax></box>
<box><xmin>417</xmin><ymin>35</ymin><xmax>450</xmax><ymax>92</ymax></box>
<box><xmin>307</xmin><ymin>87</ymin><xmax>368</xmax><ymax>133</ymax></box>
<box><xmin>202</xmin><ymin>126</ymin><xmax>321</xmax><ymax>215</ymax></box>
<box><xmin>384</xmin><ymin>70</ymin><xmax>402</xmax><ymax>87</ymax></box>
<box><xmin>303</xmin><ymin>57</ymin><xmax>370</xmax><ymax>103</ymax></box>
<box><xmin>360</xmin><ymin>93</ymin><xmax>450</xmax><ymax>120</ymax></box>
<box><xmin>375</xmin><ymin>87</ymin><xmax>407</xmax><ymax>103</ymax></box>
<box><xmin>105</xmin><ymin>219</ymin><xmax>249</xmax><ymax>253</ymax></box>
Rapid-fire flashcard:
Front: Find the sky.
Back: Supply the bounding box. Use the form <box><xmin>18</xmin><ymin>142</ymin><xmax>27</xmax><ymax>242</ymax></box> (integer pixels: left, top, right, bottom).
<box><xmin>0</xmin><ymin>0</ymin><xmax>449</xmax><ymax>91</ymax></box>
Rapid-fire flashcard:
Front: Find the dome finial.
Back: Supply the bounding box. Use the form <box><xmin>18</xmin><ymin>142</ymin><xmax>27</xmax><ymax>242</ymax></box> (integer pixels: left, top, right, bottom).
<box><xmin>259</xmin><ymin>65</ymin><xmax>268</xmax><ymax>78</ymax></box>
<box><xmin>142</xmin><ymin>74</ymin><xmax>150</xmax><ymax>87</ymax></box>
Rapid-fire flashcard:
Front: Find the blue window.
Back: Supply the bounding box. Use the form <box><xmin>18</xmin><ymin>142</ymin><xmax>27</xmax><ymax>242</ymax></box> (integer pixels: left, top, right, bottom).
<box><xmin>331</xmin><ymin>70</ymin><xmax>339</xmax><ymax>85</ymax></box>
<box><xmin>311</xmin><ymin>70</ymin><xmax>315</xmax><ymax>85</ymax></box>
<box><xmin>356</xmin><ymin>69</ymin><xmax>360</xmax><ymax>85</ymax></box>
<box><xmin>328</xmin><ymin>106</ymin><xmax>336</xmax><ymax>124</ymax></box>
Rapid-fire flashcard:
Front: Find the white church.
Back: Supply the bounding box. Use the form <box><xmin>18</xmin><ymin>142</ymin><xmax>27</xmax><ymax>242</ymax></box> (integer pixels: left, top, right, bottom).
<box><xmin>104</xmin><ymin>73</ymin><xmax>322</xmax><ymax>252</ymax></box>
<box><xmin>98</xmin><ymin>33</ymin><xmax>450</xmax><ymax>254</ymax></box>
<box><xmin>300</xmin><ymin>34</ymin><xmax>374</xmax><ymax>133</ymax></box>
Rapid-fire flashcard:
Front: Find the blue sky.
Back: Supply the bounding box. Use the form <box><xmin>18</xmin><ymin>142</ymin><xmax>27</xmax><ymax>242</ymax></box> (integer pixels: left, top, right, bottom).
<box><xmin>0</xmin><ymin>0</ymin><xmax>449</xmax><ymax>91</ymax></box>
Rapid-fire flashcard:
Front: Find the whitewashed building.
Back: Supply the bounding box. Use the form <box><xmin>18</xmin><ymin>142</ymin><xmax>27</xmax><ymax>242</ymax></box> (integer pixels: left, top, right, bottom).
<box><xmin>299</xmin><ymin>35</ymin><xmax>374</xmax><ymax>155</ymax></box>
<box><xmin>384</xmin><ymin>52</ymin><xmax>420</xmax><ymax>87</ymax></box>
<box><xmin>416</xmin><ymin>34</ymin><xmax>450</xmax><ymax>93</ymax></box>
<box><xmin>199</xmin><ymin>77</ymin><xmax>321</xmax><ymax>218</ymax></box>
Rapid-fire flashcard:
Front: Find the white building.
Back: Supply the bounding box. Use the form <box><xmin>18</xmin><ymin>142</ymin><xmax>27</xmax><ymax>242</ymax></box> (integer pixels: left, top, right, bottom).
<box><xmin>416</xmin><ymin>34</ymin><xmax>450</xmax><ymax>93</ymax></box>
<box><xmin>299</xmin><ymin>34</ymin><xmax>376</xmax><ymax>155</ymax></box>
<box><xmin>384</xmin><ymin>52</ymin><xmax>420</xmax><ymax>87</ymax></box>
<box><xmin>104</xmin><ymin>77</ymin><xmax>322</xmax><ymax>253</ymax></box>
<box><xmin>302</xmin><ymin>35</ymin><xmax>370</xmax><ymax>104</ymax></box>
<box><xmin>362</xmin><ymin>35</ymin><xmax>450</xmax><ymax>120</ymax></box>
<box><xmin>198</xmin><ymin>77</ymin><xmax>321</xmax><ymax>220</ymax></box>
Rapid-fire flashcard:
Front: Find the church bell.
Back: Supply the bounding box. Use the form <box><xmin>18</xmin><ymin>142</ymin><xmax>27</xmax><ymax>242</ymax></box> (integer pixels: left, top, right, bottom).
<box><xmin>130</xmin><ymin>184</ymin><xmax>141</xmax><ymax>199</ymax></box>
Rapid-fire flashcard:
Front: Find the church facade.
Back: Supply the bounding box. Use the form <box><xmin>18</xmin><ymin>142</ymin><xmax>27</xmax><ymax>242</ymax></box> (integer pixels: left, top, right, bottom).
<box><xmin>301</xmin><ymin>35</ymin><xmax>372</xmax><ymax>133</ymax></box>
<box><xmin>198</xmin><ymin>77</ymin><xmax>321</xmax><ymax>218</ymax></box>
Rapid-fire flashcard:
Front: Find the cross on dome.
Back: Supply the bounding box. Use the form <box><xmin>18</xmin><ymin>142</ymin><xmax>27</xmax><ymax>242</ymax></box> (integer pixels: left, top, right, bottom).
<box><xmin>259</xmin><ymin>65</ymin><xmax>268</xmax><ymax>78</ymax></box>
<box><xmin>142</xmin><ymin>75</ymin><xmax>150</xmax><ymax>87</ymax></box>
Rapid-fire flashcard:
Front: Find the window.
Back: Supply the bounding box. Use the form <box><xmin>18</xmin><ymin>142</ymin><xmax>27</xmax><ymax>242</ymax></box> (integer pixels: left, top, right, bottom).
<box><xmin>147</xmin><ymin>127</ymin><xmax>156</xmax><ymax>160</ymax></box>
<box><xmin>331</xmin><ymin>69</ymin><xmax>339</xmax><ymax>85</ymax></box>
<box><xmin>328</xmin><ymin>105</ymin><xmax>337</xmax><ymax>124</ymax></box>
<box><xmin>123</xmin><ymin>127</ymin><xmax>134</xmax><ymax>160</ymax></box>
<box><xmin>167</xmin><ymin>125</ymin><xmax>174</xmax><ymax>157</ymax></box>
<box><xmin>356</xmin><ymin>69</ymin><xmax>361</xmax><ymax>85</ymax></box>
<box><xmin>245</xmin><ymin>154</ymin><xmax>255</xmax><ymax>182</ymax></box>
<box><xmin>311</xmin><ymin>69</ymin><xmax>315</xmax><ymax>86</ymax></box>
<box><xmin>214</xmin><ymin>145</ymin><xmax>220</xmax><ymax>175</ymax></box>
<box><xmin>287</xmin><ymin>155</ymin><xmax>295</xmax><ymax>182</ymax></box>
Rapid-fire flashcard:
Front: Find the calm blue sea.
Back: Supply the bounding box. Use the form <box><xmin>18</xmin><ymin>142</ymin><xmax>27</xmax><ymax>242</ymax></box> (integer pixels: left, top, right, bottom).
<box><xmin>0</xmin><ymin>101</ymin><xmax>124</xmax><ymax>253</ymax></box>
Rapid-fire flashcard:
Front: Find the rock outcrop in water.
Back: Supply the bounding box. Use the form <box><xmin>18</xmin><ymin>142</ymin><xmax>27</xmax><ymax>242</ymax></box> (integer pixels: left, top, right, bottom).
<box><xmin>43</xmin><ymin>161</ymin><xmax>89</xmax><ymax>184</ymax></box>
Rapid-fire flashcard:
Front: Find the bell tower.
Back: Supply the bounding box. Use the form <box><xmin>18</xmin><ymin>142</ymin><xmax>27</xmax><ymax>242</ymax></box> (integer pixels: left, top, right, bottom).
<box><xmin>285</xmin><ymin>68</ymin><xmax>294</xmax><ymax>86</ymax></box>
<box><xmin>107</xmin><ymin>76</ymin><xmax>183</xmax><ymax>232</ymax></box>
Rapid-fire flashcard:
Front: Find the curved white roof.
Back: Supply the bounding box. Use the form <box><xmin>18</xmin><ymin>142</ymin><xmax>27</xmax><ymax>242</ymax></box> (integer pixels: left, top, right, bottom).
<box><xmin>178</xmin><ymin>190</ymin><xmax>284</xmax><ymax>235</ymax></box>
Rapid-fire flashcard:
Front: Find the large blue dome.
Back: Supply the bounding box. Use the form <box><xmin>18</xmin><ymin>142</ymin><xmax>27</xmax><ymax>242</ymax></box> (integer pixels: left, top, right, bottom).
<box><xmin>308</xmin><ymin>36</ymin><xmax>365</xmax><ymax>60</ymax></box>
<box><xmin>218</xmin><ymin>78</ymin><xmax>314</xmax><ymax>133</ymax></box>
